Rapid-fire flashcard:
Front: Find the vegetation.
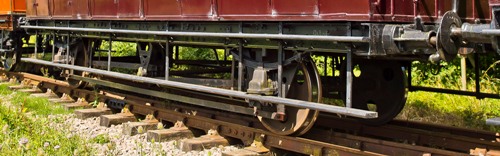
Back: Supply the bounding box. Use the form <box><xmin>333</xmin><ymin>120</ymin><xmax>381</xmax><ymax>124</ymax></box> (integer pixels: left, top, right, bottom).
<box><xmin>402</xmin><ymin>53</ymin><xmax>500</xmax><ymax>131</ymax></box>
<box><xmin>0</xmin><ymin>84</ymin><xmax>93</xmax><ymax>155</ymax></box>
<box><xmin>90</xmin><ymin>134</ymin><xmax>110</xmax><ymax>144</ymax></box>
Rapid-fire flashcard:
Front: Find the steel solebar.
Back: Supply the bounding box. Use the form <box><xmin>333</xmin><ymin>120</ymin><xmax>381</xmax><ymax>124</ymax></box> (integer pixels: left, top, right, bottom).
<box><xmin>21</xmin><ymin>25</ymin><xmax>369</xmax><ymax>43</ymax></box>
<box><xmin>21</xmin><ymin>58</ymin><xmax>377</xmax><ymax>118</ymax></box>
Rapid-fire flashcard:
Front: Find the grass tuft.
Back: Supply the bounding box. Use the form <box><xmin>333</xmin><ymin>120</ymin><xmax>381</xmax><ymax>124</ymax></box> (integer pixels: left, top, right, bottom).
<box><xmin>0</xmin><ymin>84</ymin><xmax>92</xmax><ymax>155</ymax></box>
<box><xmin>91</xmin><ymin>134</ymin><xmax>110</xmax><ymax>144</ymax></box>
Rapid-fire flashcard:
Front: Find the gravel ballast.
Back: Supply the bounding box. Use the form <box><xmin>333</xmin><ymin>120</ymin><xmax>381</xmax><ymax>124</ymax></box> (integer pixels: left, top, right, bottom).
<box><xmin>46</xmin><ymin>114</ymin><xmax>240</xmax><ymax>155</ymax></box>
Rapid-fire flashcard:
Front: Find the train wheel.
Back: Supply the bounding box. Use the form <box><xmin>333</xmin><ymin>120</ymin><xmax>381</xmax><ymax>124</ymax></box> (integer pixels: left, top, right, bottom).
<box><xmin>67</xmin><ymin>39</ymin><xmax>90</xmax><ymax>88</ymax></box>
<box><xmin>259</xmin><ymin>57</ymin><xmax>321</xmax><ymax>136</ymax></box>
<box><xmin>0</xmin><ymin>33</ymin><xmax>22</xmax><ymax>71</ymax></box>
<box><xmin>341</xmin><ymin>60</ymin><xmax>407</xmax><ymax>125</ymax></box>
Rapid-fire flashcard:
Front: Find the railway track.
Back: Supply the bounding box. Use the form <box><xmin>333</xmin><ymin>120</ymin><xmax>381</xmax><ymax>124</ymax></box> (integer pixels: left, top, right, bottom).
<box><xmin>2</xmin><ymin>71</ymin><xmax>499</xmax><ymax>156</ymax></box>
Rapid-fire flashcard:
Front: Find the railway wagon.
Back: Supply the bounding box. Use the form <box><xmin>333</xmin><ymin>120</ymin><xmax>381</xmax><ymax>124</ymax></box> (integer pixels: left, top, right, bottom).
<box><xmin>0</xmin><ymin>0</ymin><xmax>26</xmax><ymax>70</ymax></box>
<box><xmin>2</xmin><ymin>0</ymin><xmax>499</xmax><ymax>136</ymax></box>
<box><xmin>0</xmin><ymin>0</ymin><xmax>25</xmax><ymax>30</ymax></box>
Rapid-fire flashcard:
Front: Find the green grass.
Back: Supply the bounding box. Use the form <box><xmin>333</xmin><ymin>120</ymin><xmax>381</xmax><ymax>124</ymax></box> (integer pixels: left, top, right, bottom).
<box><xmin>0</xmin><ymin>84</ymin><xmax>93</xmax><ymax>155</ymax></box>
<box><xmin>91</xmin><ymin>134</ymin><xmax>110</xmax><ymax>144</ymax></box>
<box><xmin>401</xmin><ymin>61</ymin><xmax>500</xmax><ymax>132</ymax></box>
<box><xmin>10</xmin><ymin>92</ymin><xmax>70</xmax><ymax>116</ymax></box>
<box><xmin>400</xmin><ymin>92</ymin><xmax>500</xmax><ymax>131</ymax></box>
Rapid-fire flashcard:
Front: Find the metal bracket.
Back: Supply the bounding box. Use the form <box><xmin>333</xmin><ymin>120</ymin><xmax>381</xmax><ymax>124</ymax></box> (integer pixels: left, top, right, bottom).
<box><xmin>138</xmin><ymin>43</ymin><xmax>153</xmax><ymax>75</ymax></box>
<box><xmin>247</xmin><ymin>67</ymin><xmax>276</xmax><ymax>95</ymax></box>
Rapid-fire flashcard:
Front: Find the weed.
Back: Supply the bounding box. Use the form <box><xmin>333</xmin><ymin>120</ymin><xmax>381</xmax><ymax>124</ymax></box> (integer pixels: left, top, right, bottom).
<box><xmin>401</xmin><ymin>59</ymin><xmax>500</xmax><ymax>132</ymax></box>
<box><xmin>0</xmin><ymin>84</ymin><xmax>92</xmax><ymax>155</ymax></box>
<box><xmin>91</xmin><ymin>134</ymin><xmax>110</xmax><ymax>144</ymax></box>
<box><xmin>10</xmin><ymin>92</ymin><xmax>70</xmax><ymax>116</ymax></box>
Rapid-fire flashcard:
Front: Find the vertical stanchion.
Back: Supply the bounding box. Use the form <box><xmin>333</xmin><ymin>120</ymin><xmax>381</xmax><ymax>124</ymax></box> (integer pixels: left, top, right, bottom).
<box><xmin>324</xmin><ymin>56</ymin><xmax>328</xmax><ymax>76</ymax></box>
<box><xmin>108</xmin><ymin>35</ymin><xmax>112</xmax><ymax>71</ymax></box>
<box><xmin>51</xmin><ymin>33</ymin><xmax>55</xmax><ymax>63</ymax></box>
<box><xmin>89</xmin><ymin>40</ymin><xmax>93</xmax><ymax>68</ymax></box>
<box><xmin>34</xmin><ymin>31</ymin><xmax>38</xmax><ymax>59</ymax></box>
<box><xmin>165</xmin><ymin>40</ymin><xmax>170</xmax><ymax>80</ymax></box>
<box><xmin>474</xmin><ymin>52</ymin><xmax>481</xmax><ymax>98</ymax></box>
<box><xmin>237</xmin><ymin>22</ymin><xmax>244</xmax><ymax>91</ymax></box>
<box><xmin>175</xmin><ymin>46</ymin><xmax>179</xmax><ymax>62</ymax></box>
<box><xmin>461</xmin><ymin>55</ymin><xmax>467</xmax><ymax>91</ymax></box>
<box><xmin>238</xmin><ymin>40</ymin><xmax>244</xmax><ymax>91</ymax></box>
<box><xmin>66</xmin><ymin>32</ymin><xmax>70</xmax><ymax>64</ymax></box>
<box><xmin>277</xmin><ymin>41</ymin><xmax>285</xmax><ymax>117</ymax></box>
<box><xmin>346</xmin><ymin>22</ymin><xmax>353</xmax><ymax>108</ymax></box>
<box><xmin>42</xmin><ymin>35</ymin><xmax>46</xmax><ymax>58</ymax></box>
<box><xmin>346</xmin><ymin>50</ymin><xmax>353</xmax><ymax>108</ymax></box>
<box><xmin>277</xmin><ymin>41</ymin><xmax>283</xmax><ymax>98</ymax></box>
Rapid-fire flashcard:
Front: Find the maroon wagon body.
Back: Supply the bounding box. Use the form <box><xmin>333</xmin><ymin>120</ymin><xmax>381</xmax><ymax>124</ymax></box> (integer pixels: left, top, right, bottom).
<box><xmin>26</xmin><ymin>0</ymin><xmax>493</xmax><ymax>23</ymax></box>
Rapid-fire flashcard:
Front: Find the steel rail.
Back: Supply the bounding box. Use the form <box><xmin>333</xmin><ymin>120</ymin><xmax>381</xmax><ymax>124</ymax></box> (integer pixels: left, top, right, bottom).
<box><xmin>21</xmin><ymin>58</ymin><xmax>377</xmax><ymax>118</ymax></box>
<box><xmin>315</xmin><ymin>116</ymin><xmax>500</xmax><ymax>153</ymax></box>
<box><xmin>21</xmin><ymin>25</ymin><xmax>370</xmax><ymax>43</ymax></box>
<box><xmin>70</xmin><ymin>75</ymin><xmax>277</xmax><ymax>120</ymax></box>
<box><xmin>5</xmin><ymin>71</ymin><xmax>491</xmax><ymax>155</ymax></box>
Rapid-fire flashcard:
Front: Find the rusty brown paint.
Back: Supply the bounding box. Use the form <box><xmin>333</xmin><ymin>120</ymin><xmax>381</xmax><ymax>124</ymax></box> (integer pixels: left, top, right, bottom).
<box><xmin>26</xmin><ymin>0</ymin><xmax>494</xmax><ymax>23</ymax></box>
<box><xmin>71</xmin><ymin>0</ymin><xmax>90</xmax><ymax>19</ymax></box>
<box><xmin>144</xmin><ymin>0</ymin><xmax>181</xmax><ymax>17</ymax></box>
<box><xmin>52</xmin><ymin>0</ymin><xmax>72</xmax><ymax>17</ymax></box>
<box><xmin>273</xmin><ymin>0</ymin><xmax>318</xmax><ymax>15</ymax></box>
<box><xmin>91</xmin><ymin>0</ymin><xmax>118</xmax><ymax>18</ymax></box>
<box><xmin>217</xmin><ymin>0</ymin><xmax>271</xmax><ymax>15</ymax></box>
<box><xmin>50</xmin><ymin>0</ymin><xmax>90</xmax><ymax>19</ymax></box>
<box><xmin>181</xmin><ymin>0</ymin><xmax>213</xmax><ymax>16</ymax></box>
<box><xmin>118</xmin><ymin>0</ymin><xmax>141</xmax><ymax>18</ymax></box>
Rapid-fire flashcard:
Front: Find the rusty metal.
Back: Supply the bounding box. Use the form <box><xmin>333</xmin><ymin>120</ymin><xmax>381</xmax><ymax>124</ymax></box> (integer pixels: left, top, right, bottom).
<box><xmin>314</xmin><ymin>116</ymin><xmax>500</xmax><ymax>154</ymax></box>
<box><xmin>20</xmin><ymin>58</ymin><xmax>378</xmax><ymax>119</ymax></box>
<box><xmin>259</xmin><ymin>57</ymin><xmax>321</xmax><ymax>136</ymax></box>
<box><xmin>68</xmin><ymin>74</ymin><xmax>278</xmax><ymax>120</ymax></box>
<box><xmin>21</xmin><ymin>25</ymin><xmax>370</xmax><ymax>43</ymax></box>
<box><xmin>5</xmin><ymin>71</ymin><xmax>500</xmax><ymax>155</ymax></box>
<box><xmin>25</xmin><ymin>1</ymin><xmax>491</xmax><ymax>23</ymax></box>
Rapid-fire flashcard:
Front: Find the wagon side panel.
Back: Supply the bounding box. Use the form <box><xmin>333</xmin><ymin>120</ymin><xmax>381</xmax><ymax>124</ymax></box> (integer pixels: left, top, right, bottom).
<box><xmin>181</xmin><ymin>0</ymin><xmax>213</xmax><ymax>16</ymax></box>
<box><xmin>272</xmin><ymin>0</ymin><xmax>318</xmax><ymax>15</ymax></box>
<box><xmin>144</xmin><ymin>0</ymin><xmax>181</xmax><ymax>19</ymax></box>
<box><xmin>52</xmin><ymin>0</ymin><xmax>72</xmax><ymax>18</ymax></box>
<box><xmin>91</xmin><ymin>0</ymin><xmax>118</xmax><ymax>19</ymax></box>
<box><xmin>117</xmin><ymin>0</ymin><xmax>141</xmax><ymax>18</ymax></box>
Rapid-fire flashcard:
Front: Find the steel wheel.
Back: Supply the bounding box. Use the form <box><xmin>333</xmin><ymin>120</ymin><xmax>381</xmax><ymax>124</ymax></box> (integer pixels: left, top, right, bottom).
<box><xmin>341</xmin><ymin>59</ymin><xmax>407</xmax><ymax>125</ymax></box>
<box><xmin>259</xmin><ymin>57</ymin><xmax>321</xmax><ymax>136</ymax></box>
<box><xmin>67</xmin><ymin>39</ymin><xmax>90</xmax><ymax>88</ymax></box>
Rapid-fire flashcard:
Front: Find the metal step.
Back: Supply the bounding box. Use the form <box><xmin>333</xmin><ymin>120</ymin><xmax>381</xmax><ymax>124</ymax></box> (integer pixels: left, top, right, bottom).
<box><xmin>486</xmin><ymin>117</ymin><xmax>500</xmax><ymax>126</ymax></box>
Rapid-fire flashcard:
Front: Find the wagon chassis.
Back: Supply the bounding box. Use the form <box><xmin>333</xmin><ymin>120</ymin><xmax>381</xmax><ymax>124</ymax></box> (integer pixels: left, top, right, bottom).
<box><xmin>0</xmin><ymin>0</ymin><xmax>498</xmax><ymax>135</ymax></box>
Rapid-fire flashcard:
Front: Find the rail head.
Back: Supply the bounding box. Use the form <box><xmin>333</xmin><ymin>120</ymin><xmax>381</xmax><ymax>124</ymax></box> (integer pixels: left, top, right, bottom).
<box><xmin>21</xmin><ymin>58</ymin><xmax>378</xmax><ymax>119</ymax></box>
